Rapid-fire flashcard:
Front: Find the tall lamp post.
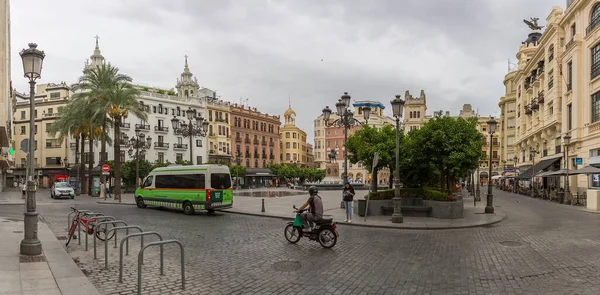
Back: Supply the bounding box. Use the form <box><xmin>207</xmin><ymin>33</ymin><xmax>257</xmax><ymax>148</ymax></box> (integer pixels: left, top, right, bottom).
<box><xmin>563</xmin><ymin>134</ymin><xmax>572</xmax><ymax>203</ymax></box>
<box><xmin>322</xmin><ymin>92</ymin><xmax>371</xmax><ymax>187</ymax></box>
<box><xmin>529</xmin><ymin>146</ymin><xmax>538</xmax><ymax>198</ymax></box>
<box><xmin>390</xmin><ymin>95</ymin><xmax>405</xmax><ymax>223</ymax></box>
<box><xmin>124</xmin><ymin>129</ymin><xmax>152</xmax><ymax>187</ymax></box>
<box><xmin>513</xmin><ymin>155</ymin><xmax>518</xmax><ymax>193</ymax></box>
<box><xmin>19</xmin><ymin>43</ymin><xmax>45</xmax><ymax>256</ymax></box>
<box><xmin>234</xmin><ymin>151</ymin><xmax>242</xmax><ymax>191</ymax></box>
<box><xmin>485</xmin><ymin>116</ymin><xmax>497</xmax><ymax>214</ymax></box>
<box><xmin>171</xmin><ymin>107</ymin><xmax>209</xmax><ymax>164</ymax></box>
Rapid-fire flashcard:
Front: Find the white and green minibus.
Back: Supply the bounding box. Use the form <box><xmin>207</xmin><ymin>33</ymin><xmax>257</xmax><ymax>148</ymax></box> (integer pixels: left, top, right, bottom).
<box><xmin>135</xmin><ymin>165</ymin><xmax>233</xmax><ymax>215</ymax></box>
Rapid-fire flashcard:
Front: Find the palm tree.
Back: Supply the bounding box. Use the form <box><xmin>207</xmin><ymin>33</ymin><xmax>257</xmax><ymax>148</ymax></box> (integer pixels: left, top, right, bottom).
<box><xmin>71</xmin><ymin>64</ymin><xmax>133</xmax><ymax>166</ymax></box>
<box><xmin>103</xmin><ymin>81</ymin><xmax>147</xmax><ymax>201</ymax></box>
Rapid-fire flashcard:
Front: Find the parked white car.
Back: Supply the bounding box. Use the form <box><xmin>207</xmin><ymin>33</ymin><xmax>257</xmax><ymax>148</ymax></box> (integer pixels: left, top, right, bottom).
<box><xmin>51</xmin><ymin>182</ymin><xmax>75</xmax><ymax>199</ymax></box>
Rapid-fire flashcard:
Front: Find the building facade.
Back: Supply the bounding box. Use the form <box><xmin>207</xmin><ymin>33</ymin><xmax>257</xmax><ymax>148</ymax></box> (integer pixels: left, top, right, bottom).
<box><xmin>402</xmin><ymin>90</ymin><xmax>431</xmax><ymax>132</ymax></box>
<box><xmin>12</xmin><ymin>82</ymin><xmax>70</xmax><ymax>188</ymax></box>
<box><xmin>306</xmin><ymin>143</ymin><xmax>316</xmax><ymax>169</ymax></box>
<box><xmin>0</xmin><ymin>0</ymin><xmax>11</xmax><ymax>191</ymax></box>
<box><xmin>230</xmin><ymin>103</ymin><xmax>281</xmax><ymax>168</ymax></box>
<box><xmin>206</xmin><ymin>98</ymin><xmax>232</xmax><ymax>164</ymax></box>
<box><xmin>313</xmin><ymin>115</ymin><xmax>327</xmax><ymax>169</ymax></box>
<box><xmin>498</xmin><ymin>71</ymin><xmax>518</xmax><ymax>177</ymax></box>
<box><xmin>280</xmin><ymin>107</ymin><xmax>307</xmax><ymax>166</ymax></box>
<box><xmin>510</xmin><ymin>2</ymin><xmax>600</xmax><ymax>194</ymax></box>
<box><xmin>68</xmin><ymin>41</ymin><xmax>209</xmax><ymax>168</ymax></box>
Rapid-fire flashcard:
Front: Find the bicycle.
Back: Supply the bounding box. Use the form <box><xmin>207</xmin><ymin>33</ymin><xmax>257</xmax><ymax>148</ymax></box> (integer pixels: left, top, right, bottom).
<box><xmin>66</xmin><ymin>207</ymin><xmax>116</xmax><ymax>246</ymax></box>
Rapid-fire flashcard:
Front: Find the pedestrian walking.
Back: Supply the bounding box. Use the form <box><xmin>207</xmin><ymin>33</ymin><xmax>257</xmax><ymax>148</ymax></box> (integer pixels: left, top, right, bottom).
<box><xmin>13</xmin><ymin>181</ymin><xmax>17</xmax><ymax>192</ymax></box>
<box><xmin>100</xmin><ymin>180</ymin><xmax>106</xmax><ymax>200</ymax></box>
<box><xmin>104</xmin><ymin>182</ymin><xmax>112</xmax><ymax>198</ymax></box>
<box><xmin>21</xmin><ymin>182</ymin><xmax>26</xmax><ymax>199</ymax></box>
<box><xmin>342</xmin><ymin>182</ymin><xmax>355</xmax><ymax>223</ymax></box>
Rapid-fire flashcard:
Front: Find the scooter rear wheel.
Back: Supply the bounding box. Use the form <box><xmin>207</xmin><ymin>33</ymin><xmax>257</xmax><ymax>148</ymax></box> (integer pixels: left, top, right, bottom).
<box><xmin>318</xmin><ymin>228</ymin><xmax>337</xmax><ymax>248</ymax></box>
<box><xmin>284</xmin><ymin>225</ymin><xmax>301</xmax><ymax>244</ymax></box>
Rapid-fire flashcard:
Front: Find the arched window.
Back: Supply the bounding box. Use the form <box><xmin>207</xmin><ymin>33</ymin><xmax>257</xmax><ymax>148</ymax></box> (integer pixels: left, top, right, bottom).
<box><xmin>590</xmin><ymin>3</ymin><xmax>600</xmax><ymax>33</ymax></box>
<box><xmin>417</xmin><ymin>111</ymin><xmax>421</xmax><ymax>118</ymax></box>
<box><xmin>246</xmin><ymin>159</ymin><xmax>250</xmax><ymax>167</ymax></box>
<box><xmin>409</xmin><ymin>112</ymin><xmax>413</xmax><ymax>118</ymax></box>
<box><xmin>184</xmin><ymin>90</ymin><xmax>189</xmax><ymax>97</ymax></box>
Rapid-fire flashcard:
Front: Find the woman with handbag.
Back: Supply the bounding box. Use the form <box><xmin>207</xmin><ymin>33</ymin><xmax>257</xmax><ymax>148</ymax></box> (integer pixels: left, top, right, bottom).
<box><xmin>342</xmin><ymin>182</ymin><xmax>355</xmax><ymax>222</ymax></box>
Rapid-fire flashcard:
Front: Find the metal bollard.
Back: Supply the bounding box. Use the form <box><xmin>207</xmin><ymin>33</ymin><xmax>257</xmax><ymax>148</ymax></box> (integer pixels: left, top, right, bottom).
<box><xmin>95</xmin><ymin>220</ymin><xmax>127</xmax><ymax>262</ymax></box>
<box><xmin>137</xmin><ymin>240</ymin><xmax>184</xmax><ymax>295</ymax></box>
<box><xmin>88</xmin><ymin>217</ymin><xmax>116</xmax><ymax>259</ymax></box>
<box><xmin>261</xmin><ymin>198</ymin><xmax>265</xmax><ymax>212</ymax></box>
<box><xmin>119</xmin><ymin>231</ymin><xmax>163</xmax><ymax>283</ymax></box>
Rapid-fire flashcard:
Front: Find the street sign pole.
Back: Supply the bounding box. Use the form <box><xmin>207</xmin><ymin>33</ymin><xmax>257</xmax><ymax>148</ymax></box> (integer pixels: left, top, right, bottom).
<box><xmin>364</xmin><ymin>152</ymin><xmax>379</xmax><ymax>222</ymax></box>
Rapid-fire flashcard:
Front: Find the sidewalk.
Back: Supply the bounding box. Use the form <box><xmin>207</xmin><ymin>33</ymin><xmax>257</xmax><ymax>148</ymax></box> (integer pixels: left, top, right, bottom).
<box><xmin>0</xmin><ymin>216</ymin><xmax>101</xmax><ymax>295</ymax></box>
<box><xmin>97</xmin><ymin>190</ymin><xmax>506</xmax><ymax>230</ymax></box>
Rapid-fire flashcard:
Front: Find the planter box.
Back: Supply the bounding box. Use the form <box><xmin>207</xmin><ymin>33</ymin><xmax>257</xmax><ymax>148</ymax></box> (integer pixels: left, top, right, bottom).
<box><xmin>423</xmin><ymin>200</ymin><xmax>464</xmax><ymax>219</ymax></box>
<box><xmin>354</xmin><ymin>199</ymin><xmax>392</xmax><ymax>216</ymax></box>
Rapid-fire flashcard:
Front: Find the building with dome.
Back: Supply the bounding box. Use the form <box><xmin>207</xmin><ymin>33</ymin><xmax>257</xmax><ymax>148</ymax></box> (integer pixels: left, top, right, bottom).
<box><xmin>280</xmin><ymin>106</ymin><xmax>308</xmax><ymax>166</ymax></box>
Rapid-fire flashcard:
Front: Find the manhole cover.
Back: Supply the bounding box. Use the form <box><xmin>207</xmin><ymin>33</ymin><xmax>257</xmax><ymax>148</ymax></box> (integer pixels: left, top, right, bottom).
<box><xmin>500</xmin><ymin>241</ymin><xmax>523</xmax><ymax>247</ymax></box>
<box><xmin>273</xmin><ymin>261</ymin><xmax>301</xmax><ymax>271</ymax></box>
<box><xmin>13</xmin><ymin>230</ymin><xmax>23</xmax><ymax>233</ymax></box>
<box><xmin>20</xmin><ymin>255</ymin><xmax>47</xmax><ymax>263</ymax></box>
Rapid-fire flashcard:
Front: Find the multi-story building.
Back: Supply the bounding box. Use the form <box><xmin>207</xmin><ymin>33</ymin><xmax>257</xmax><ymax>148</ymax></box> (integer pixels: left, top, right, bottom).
<box><xmin>12</xmin><ymin>82</ymin><xmax>70</xmax><ymax>188</ymax></box>
<box><xmin>0</xmin><ymin>0</ymin><xmax>11</xmax><ymax>191</ymax></box>
<box><xmin>509</xmin><ymin>2</ymin><xmax>600</xmax><ymax>194</ymax></box>
<box><xmin>280</xmin><ymin>107</ymin><xmax>307</xmax><ymax>165</ymax></box>
<box><xmin>68</xmin><ymin>40</ymin><xmax>209</xmax><ymax>167</ymax></box>
<box><xmin>498</xmin><ymin>71</ymin><xmax>518</xmax><ymax>177</ymax></box>
<box><xmin>402</xmin><ymin>90</ymin><xmax>431</xmax><ymax>132</ymax></box>
<box><xmin>316</xmin><ymin>100</ymin><xmax>394</xmax><ymax>184</ymax></box>
<box><xmin>306</xmin><ymin>143</ymin><xmax>316</xmax><ymax>169</ymax></box>
<box><xmin>230</xmin><ymin>103</ymin><xmax>281</xmax><ymax>168</ymax></box>
<box><xmin>206</xmin><ymin>98</ymin><xmax>232</xmax><ymax>164</ymax></box>
<box><xmin>476</xmin><ymin>114</ymin><xmax>502</xmax><ymax>184</ymax></box>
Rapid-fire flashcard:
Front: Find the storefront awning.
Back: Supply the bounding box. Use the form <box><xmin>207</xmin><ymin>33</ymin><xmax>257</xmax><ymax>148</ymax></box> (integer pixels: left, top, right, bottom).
<box><xmin>515</xmin><ymin>157</ymin><xmax>561</xmax><ymax>179</ymax></box>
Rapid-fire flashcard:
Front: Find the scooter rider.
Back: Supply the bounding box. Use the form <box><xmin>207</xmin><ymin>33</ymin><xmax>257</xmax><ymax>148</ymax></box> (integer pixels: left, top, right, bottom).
<box><xmin>296</xmin><ymin>186</ymin><xmax>324</xmax><ymax>231</ymax></box>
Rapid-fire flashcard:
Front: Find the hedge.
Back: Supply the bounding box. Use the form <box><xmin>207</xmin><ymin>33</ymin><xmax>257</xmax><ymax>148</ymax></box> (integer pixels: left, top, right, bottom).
<box><xmin>366</xmin><ymin>187</ymin><xmax>451</xmax><ymax>201</ymax></box>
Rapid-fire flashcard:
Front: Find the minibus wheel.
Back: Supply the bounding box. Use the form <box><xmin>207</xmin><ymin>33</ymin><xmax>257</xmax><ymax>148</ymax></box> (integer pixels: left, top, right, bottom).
<box><xmin>136</xmin><ymin>197</ymin><xmax>146</xmax><ymax>209</ymax></box>
<box><xmin>183</xmin><ymin>201</ymin><xmax>194</xmax><ymax>215</ymax></box>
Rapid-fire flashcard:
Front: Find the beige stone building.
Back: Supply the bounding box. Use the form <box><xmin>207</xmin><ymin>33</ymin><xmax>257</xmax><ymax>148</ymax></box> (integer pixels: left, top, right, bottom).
<box><xmin>12</xmin><ymin>82</ymin><xmax>71</xmax><ymax>188</ymax></box>
<box><xmin>402</xmin><ymin>90</ymin><xmax>431</xmax><ymax>132</ymax></box>
<box><xmin>280</xmin><ymin>107</ymin><xmax>307</xmax><ymax>166</ymax></box>
<box><xmin>306</xmin><ymin>143</ymin><xmax>316</xmax><ymax>169</ymax></box>
<box><xmin>509</xmin><ymin>2</ymin><xmax>600</xmax><ymax>199</ymax></box>
<box><xmin>206</xmin><ymin>98</ymin><xmax>232</xmax><ymax>163</ymax></box>
<box><xmin>0</xmin><ymin>0</ymin><xmax>11</xmax><ymax>191</ymax></box>
<box><xmin>498</xmin><ymin>71</ymin><xmax>518</xmax><ymax>177</ymax></box>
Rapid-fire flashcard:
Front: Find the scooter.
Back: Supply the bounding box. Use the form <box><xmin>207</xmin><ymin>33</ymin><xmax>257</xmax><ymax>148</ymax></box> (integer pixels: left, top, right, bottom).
<box><xmin>284</xmin><ymin>205</ymin><xmax>339</xmax><ymax>248</ymax></box>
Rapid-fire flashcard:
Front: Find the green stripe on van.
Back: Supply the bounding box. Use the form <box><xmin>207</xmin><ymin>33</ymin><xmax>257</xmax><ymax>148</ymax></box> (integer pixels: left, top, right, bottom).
<box><xmin>155</xmin><ymin>168</ymin><xmax>208</xmax><ymax>172</ymax></box>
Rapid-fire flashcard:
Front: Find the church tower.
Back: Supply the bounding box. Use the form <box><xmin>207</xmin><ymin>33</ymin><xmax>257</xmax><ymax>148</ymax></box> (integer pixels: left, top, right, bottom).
<box><xmin>402</xmin><ymin>90</ymin><xmax>428</xmax><ymax>132</ymax></box>
<box><xmin>175</xmin><ymin>55</ymin><xmax>200</xmax><ymax>99</ymax></box>
<box><xmin>85</xmin><ymin>35</ymin><xmax>105</xmax><ymax>70</ymax></box>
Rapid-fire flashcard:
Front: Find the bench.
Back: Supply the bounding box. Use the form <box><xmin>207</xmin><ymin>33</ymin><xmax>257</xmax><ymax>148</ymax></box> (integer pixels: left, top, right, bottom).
<box><xmin>381</xmin><ymin>206</ymin><xmax>432</xmax><ymax>217</ymax></box>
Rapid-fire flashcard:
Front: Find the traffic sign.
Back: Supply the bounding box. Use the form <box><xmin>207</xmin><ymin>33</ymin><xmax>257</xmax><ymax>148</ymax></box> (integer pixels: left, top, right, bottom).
<box><xmin>102</xmin><ymin>164</ymin><xmax>110</xmax><ymax>173</ymax></box>
<box><xmin>575</xmin><ymin>158</ymin><xmax>583</xmax><ymax>165</ymax></box>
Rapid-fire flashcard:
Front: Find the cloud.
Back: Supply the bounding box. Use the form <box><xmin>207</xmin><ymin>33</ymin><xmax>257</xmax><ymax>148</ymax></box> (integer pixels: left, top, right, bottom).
<box><xmin>10</xmin><ymin>0</ymin><xmax>564</xmax><ymax>143</ymax></box>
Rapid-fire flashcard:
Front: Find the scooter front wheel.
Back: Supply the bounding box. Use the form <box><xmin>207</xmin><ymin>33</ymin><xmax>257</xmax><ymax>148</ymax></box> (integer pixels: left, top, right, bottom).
<box><xmin>284</xmin><ymin>225</ymin><xmax>301</xmax><ymax>244</ymax></box>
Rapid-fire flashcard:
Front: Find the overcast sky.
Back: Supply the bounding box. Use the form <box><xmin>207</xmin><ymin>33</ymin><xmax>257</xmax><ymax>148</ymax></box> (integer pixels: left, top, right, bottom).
<box><xmin>11</xmin><ymin>0</ymin><xmax>563</xmax><ymax>143</ymax></box>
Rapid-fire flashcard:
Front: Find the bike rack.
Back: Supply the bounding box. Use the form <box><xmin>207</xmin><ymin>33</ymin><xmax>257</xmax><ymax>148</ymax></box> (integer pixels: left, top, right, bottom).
<box><xmin>79</xmin><ymin>213</ymin><xmax>110</xmax><ymax>250</ymax></box>
<box><xmin>92</xmin><ymin>219</ymin><xmax>124</xmax><ymax>260</ymax></box>
<box><xmin>137</xmin><ymin>240</ymin><xmax>185</xmax><ymax>295</ymax></box>
<box><xmin>119</xmin><ymin>231</ymin><xmax>163</xmax><ymax>283</ymax></box>
<box><xmin>73</xmin><ymin>212</ymin><xmax>104</xmax><ymax>246</ymax></box>
<box><xmin>104</xmin><ymin>225</ymin><xmax>143</xmax><ymax>269</ymax></box>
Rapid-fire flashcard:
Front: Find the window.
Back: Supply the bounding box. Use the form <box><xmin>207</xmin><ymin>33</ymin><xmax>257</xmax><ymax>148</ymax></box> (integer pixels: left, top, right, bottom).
<box><xmin>286</xmin><ymin>132</ymin><xmax>290</xmax><ymax>138</ymax></box>
<box><xmin>549</xmin><ymin>102</ymin><xmax>554</xmax><ymax>115</ymax></box>
<box><xmin>567</xmin><ymin>61</ymin><xmax>573</xmax><ymax>90</ymax></box>
<box><xmin>293</xmin><ymin>142</ymin><xmax>297</xmax><ymax>148</ymax></box>
<box><xmin>177</xmin><ymin>137</ymin><xmax>183</xmax><ymax>144</ymax></box>
<box><xmin>593</xmin><ymin>92</ymin><xmax>600</xmax><ymax>123</ymax></box>
<box><xmin>158</xmin><ymin>119</ymin><xmax>164</xmax><ymax>128</ymax></box>
<box><xmin>20</xmin><ymin>126</ymin><xmax>25</xmax><ymax>134</ymax></box>
<box><xmin>48</xmin><ymin>108</ymin><xmax>53</xmax><ymax>114</ymax></box>
<box><xmin>50</xmin><ymin>92</ymin><xmax>60</xmax><ymax>98</ymax></box>
<box><xmin>507</xmin><ymin>136</ymin><xmax>514</xmax><ymax>146</ymax></box>
<box><xmin>158</xmin><ymin>104</ymin><xmax>163</xmax><ymax>114</ymax></box>
<box><xmin>46</xmin><ymin>123</ymin><xmax>52</xmax><ymax>131</ymax></box>
<box><xmin>286</xmin><ymin>153</ymin><xmax>290</xmax><ymax>160</ymax></box>
<box><xmin>211</xmin><ymin>173</ymin><xmax>231</xmax><ymax>189</ymax></box>
<box><xmin>286</xmin><ymin>142</ymin><xmax>290</xmax><ymax>148</ymax></box>
<box><xmin>571</xmin><ymin>23</ymin><xmax>576</xmax><ymax>38</ymax></box>
<box><xmin>547</xmin><ymin>70</ymin><xmax>554</xmax><ymax>89</ymax></box>
<box><xmin>590</xmin><ymin>4</ymin><xmax>600</xmax><ymax>34</ymax></box>
<box><xmin>20</xmin><ymin>111</ymin><xmax>25</xmax><ymax>119</ymax></box>
<box><xmin>592</xmin><ymin>43</ymin><xmax>600</xmax><ymax>79</ymax></box>
<box><xmin>142</xmin><ymin>176</ymin><xmax>153</xmax><ymax>188</ymax></box>
<box><xmin>156</xmin><ymin>174</ymin><xmax>205</xmax><ymax>189</ymax></box>
<box><xmin>548</xmin><ymin>45</ymin><xmax>554</xmax><ymax>61</ymax></box>
<box><xmin>176</xmin><ymin>153</ymin><xmax>183</xmax><ymax>162</ymax></box>
<box><xmin>158</xmin><ymin>153</ymin><xmax>165</xmax><ymax>163</ymax></box>
<box><xmin>34</xmin><ymin>125</ymin><xmax>38</xmax><ymax>134</ymax></box>
<box><xmin>507</xmin><ymin>118</ymin><xmax>515</xmax><ymax>128</ymax></box>
<box><xmin>196</xmin><ymin>139</ymin><xmax>202</xmax><ymax>147</ymax></box>
<box><xmin>34</xmin><ymin>110</ymin><xmax>37</xmax><ymax>118</ymax></box>
<box><xmin>120</xmin><ymin>151</ymin><xmax>125</xmax><ymax>163</ymax></box>
<box><xmin>153</xmin><ymin>106</ymin><xmax>157</xmax><ymax>113</ymax></box>
<box><xmin>568</xmin><ymin>103</ymin><xmax>573</xmax><ymax>129</ymax></box>
<box><xmin>196</xmin><ymin>156</ymin><xmax>203</xmax><ymax>165</ymax></box>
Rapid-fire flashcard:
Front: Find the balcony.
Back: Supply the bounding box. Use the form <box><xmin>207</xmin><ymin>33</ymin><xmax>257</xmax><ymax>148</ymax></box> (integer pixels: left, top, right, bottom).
<box><xmin>261</xmin><ymin>140</ymin><xmax>267</xmax><ymax>145</ymax></box>
<box><xmin>154</xmin><ymin>142</ymin><xmax>169</xmax><ymax>149</ymax></box>
<box><xmin>135</xmin><ymin>124</ymin><xmax>150</xmax><ymax>130</ymax></box>
<box><xmin>254</xmin><ymin>153</ymin><xmax>259</xmax><ymax>158</ymax></box>
<box><xmin>567</xmin><ymin>83</ymin><xmax>572</xmax><ymax>91</ymax></box>
<box><xmin>587</xmin><ymin>121</ymin><xmax>600</xmax><ymax>134</ymax></box>
<box><xmin>531</xmin><ymin>102</ymin><xmax>539</xmax><ymax>111</ymax></box>
<box><xmin>253</xmin><ymin>139</ymin><xmax>259</xmax><ymax>145</ymax></box>
<box><xmin>235</xmin><ymin>137</ymin><xmax>242</xmax><ymax>143</ymax></box>
<box><xmin>492</xmin><ymin>142</ymin><xmax>499</xmax><ymax>146</ymax></box>
<box><xmin>245</xmin><ymin>152</ymin><xmax>251</xmax><ymax>158</ymax></box>
<box><xmin>118</xmin><ymin>139</ymin><xmax>127</xmax><ymax>145</ymax></box>
<box><xmin>270</xmin><ymin>154</ymin><xmax>275</xmax><ymax>160</ymax></box>
<box><xmin>587</xmin><ymin>17</ymin><xmax>600</xmax><ymax>36</ymax></box>
<box><xmin>525</xmin><ymin>107</ymin><xmax>532</xmax><ymax>115</ymax></box>
<box><xmin>173</xmin><ymin>143</ymin><xmax>188</xmax><ymax>150</ymax></box>
<box><xmin>269</xmin><ymin>142</ymin><xmax>274</xmax><ymax>147</ymax></box>
<box><xmin>555</xmin><ymin>146</ymin><xmax>561</xmax><ymax>154</ymax></box>
<box><xmin>43</xmin><ymin>113</ymin><xmax>59</xmax><ymax>118</ymax></box>
<box><xmin>543</xmin><ymin>149</ymin><xmax>548</xmax><ymax>157</ymax></box>
<box><xmin>70</xmin><ymin>142</ymin><xmax>77</xmax><ymax>149</ymax></box>
<box><xmin>245</xmin><ymin>138</ymin><xmax>251</xmax><ymax>144</ymax></box>
<box><xmin>566</xmin><ymin>38</ymin><xmax>576</xmax><ymax>51</ymax></box>
<box><xmin>120</xmin><ymin>122</ymin><xmax>130</xmax><ymax>129</ymax></box>
<box><xmin>262</xmin><ymin>154</ymin><xmax>267</xmax><ymax>159</ymax></box>
<box><xmin>154</xmin><ymin>126</ymin><xmax>169</xmax><ymax>133</ymax></box>
<box><xmin>537</xmin><ymin>91</ymin><xmax>544</xmax><ymax>104</ymax></box>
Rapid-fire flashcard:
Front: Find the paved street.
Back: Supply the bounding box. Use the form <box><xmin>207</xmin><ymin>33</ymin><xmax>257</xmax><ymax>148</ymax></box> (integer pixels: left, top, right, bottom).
<box><xmin>3</xmin><ymin>187</ymin><xmax>600</xmax><ymax>294</ymax></box>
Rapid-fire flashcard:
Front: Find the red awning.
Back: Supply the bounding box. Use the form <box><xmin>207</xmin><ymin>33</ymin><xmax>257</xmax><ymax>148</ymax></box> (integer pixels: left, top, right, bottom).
<box><xmin>55</xmin><ymin>174</ymin><xmax>69</xmax><ymax>181</ymax></box>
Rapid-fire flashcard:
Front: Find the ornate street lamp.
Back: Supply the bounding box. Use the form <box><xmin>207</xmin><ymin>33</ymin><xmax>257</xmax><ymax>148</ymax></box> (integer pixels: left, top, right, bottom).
<box><xmin>563</xmin><ymin>134</ymin><xmax>572</xmax><ymax>203</ymax></box>
<box><xmin>322</xmin><ymin>92</ymin><xmax>370</xmax><ymax>188</ymax></box>
<box><xmin>171</xmin><ymin>107</ymin><xmax>209</xmax><ymax>164</ymax></box>
<box><xmin>529</xmin><ymin>146</ymin><xmax>538</xmax><ymax>198</ymax></box>
<box><xmin>125</xmin><ymin>129</ymin><xmax>152</xmax><ymax>187</ymax></box>
<box><xmin>513</xmin><ymin>155</ymin><xmax>518</xmax><ymax>193</ymax></box>
<box><xmin>234</xmin><ymin>151</ymin><xmax>242</xmax><ymax>191</ymax></box>
<box><xmin>19</xmin><ymin>43</ymin><xmax>45</xmax><ymax>256</ymax></box>
<box><xmin>485</xmin><ymin>116</ymin><xmax>497</xmax><ymax>214</ymax></box>
<box><xmin>390</xmin><ymin>94</ymin><xmax>405</xmax><ymax>223</ymax></box>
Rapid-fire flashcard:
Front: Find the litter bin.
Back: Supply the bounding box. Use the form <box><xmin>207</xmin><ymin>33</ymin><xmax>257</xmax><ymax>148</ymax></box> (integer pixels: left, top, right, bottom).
<box><xmin>358</xmin><ymin>199</ymin><xmax>367</xmax><ymax>217</ymax></box>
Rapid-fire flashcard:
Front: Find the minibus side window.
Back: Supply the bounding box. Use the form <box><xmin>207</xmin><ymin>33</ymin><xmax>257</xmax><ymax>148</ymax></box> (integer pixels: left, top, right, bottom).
<box><xmin>141</xmin><ymin>176</ymin><xmax>153</xmax><ymax>188</ymax></box>
<box><xmin>211</xmin><ymin>173</ymin><xmax>232</xmax><ymax>189</ymax></box>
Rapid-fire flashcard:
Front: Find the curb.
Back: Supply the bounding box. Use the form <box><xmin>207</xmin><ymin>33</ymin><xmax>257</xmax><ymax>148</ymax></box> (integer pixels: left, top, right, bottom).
<box><xmin>219</xmin><ymin>210</ymin><xmax>507</xmax><ymax>230</ymax></box>
<box><xmin>96</xmin><ymin>201</ymin><xmax>136</xmax><ymax>206</ymax></box>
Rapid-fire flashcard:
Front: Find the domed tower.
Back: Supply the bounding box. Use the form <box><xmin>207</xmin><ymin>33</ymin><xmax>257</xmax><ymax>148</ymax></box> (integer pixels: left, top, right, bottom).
<box><xmin>175</xmin><ymin>55</ymin><xmax>200</xmax><ymax>99</ymax></box>
<box><xmin>85</xmin><ymin>35</ymin><xmax>105</xmax><ymax>70</ymax></box>
<box><xmin>283</xmin><ymin>107</ymin><xmax>296</xmax><ymax>126</ymax></box>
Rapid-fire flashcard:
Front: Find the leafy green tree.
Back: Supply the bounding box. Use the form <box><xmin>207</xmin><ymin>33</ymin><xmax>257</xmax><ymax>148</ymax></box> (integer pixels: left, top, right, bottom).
<box><xmin>175</xmin><ymin>159</ymin><xmax>193</xmax><ymax>166</ymax></box>
<box><xmin>407</xmin><ymin>116</ymin><xmax>482</xmax><ymax>191</ymax></box>
<box><xmin>345</xmin><ymin>125</ymin><xmax>398</xmax><ymax>192</ymax></box>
